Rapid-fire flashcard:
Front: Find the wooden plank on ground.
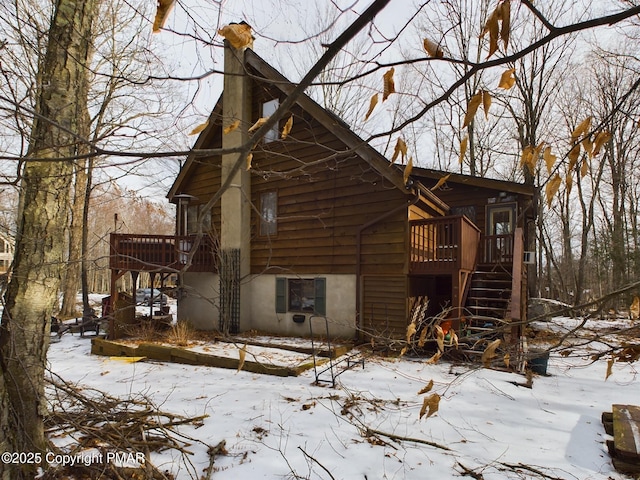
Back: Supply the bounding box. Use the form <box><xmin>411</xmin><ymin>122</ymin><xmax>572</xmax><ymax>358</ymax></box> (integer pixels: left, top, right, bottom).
<box><xmin>613</xmin><ymin>404</ymin><xmax>640</xmax><ymax>461</ymax></box>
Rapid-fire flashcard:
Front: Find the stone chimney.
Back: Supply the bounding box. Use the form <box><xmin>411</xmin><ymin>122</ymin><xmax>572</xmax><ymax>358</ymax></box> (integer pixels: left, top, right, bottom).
<box><xmin>219</xmin><ymin>27</ymin><xmax>252</xmax><ymax>334</ymax></box>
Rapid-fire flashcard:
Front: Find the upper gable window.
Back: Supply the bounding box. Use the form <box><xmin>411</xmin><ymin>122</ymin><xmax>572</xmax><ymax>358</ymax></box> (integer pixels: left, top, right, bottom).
<box><xmin>262</xmin><ymin>98</ymin><xmax>279</xmax><ymax>143</ymax></box>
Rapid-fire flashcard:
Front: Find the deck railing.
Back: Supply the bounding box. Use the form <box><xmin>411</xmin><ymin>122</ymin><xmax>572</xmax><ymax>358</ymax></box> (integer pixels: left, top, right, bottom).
<box><xmin>110</xmin><ymin>233</ymin><xmax>217</xmax><ymax>272</ymax></box>
<box><xmin>480</xmin><ymin>234</ymin><xmax>514</xmax><ymax>264</ymax></box>
<box><xmin>410</xmin><ymin>215</ymin><xmax>481</xmax><ymax>274</ymax></box>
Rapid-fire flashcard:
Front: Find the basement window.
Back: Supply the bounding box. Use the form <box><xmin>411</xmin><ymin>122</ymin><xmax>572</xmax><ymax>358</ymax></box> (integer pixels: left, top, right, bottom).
<box><xmin>275</xmin><ymin>278</ymin><xmax>326</xmax><ymax>315</ymax></box>
<box><xmin>262</xmin><ymin>98</ymin><xmax>279</xmax><ymax>143</ymax></box>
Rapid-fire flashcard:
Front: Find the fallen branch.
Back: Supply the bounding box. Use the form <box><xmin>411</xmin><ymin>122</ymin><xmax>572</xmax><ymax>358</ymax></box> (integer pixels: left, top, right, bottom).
<box><xmin>363</xmin><ymin>427</ymin><xmax>452</xmax><ymax>451</ymax></box>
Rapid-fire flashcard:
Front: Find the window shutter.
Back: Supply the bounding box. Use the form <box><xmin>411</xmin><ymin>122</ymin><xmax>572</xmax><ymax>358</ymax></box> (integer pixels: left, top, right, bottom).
<box><xmin>275</xmin><ymin>278</ymin><xmax>286</xmax><ymax>313</ymax></box>
<box><xmin>314</xmin><ymin>278</ymin><xmax>326</xmax><ymax>315</ymax></box>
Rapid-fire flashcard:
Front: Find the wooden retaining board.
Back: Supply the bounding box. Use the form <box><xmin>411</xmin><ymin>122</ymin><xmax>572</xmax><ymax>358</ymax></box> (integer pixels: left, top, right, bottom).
<box><xmin>603</xmin><ymin>404</ymin><xmax>640</xmax><ymax>475</ymax></box>
<box><xmin>91</xmin><ymin>338</ymin><xmax>325</xmax><ymax>377</ymax></box>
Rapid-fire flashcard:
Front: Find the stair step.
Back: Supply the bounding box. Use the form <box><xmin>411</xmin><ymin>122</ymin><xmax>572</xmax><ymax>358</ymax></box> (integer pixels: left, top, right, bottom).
<box><xmin>467</xmin><ymin>297</ymin><xmax>510</xmax><ymax>304</ymax></box>
<box><xmin>467</xmin><ymin>305</ymin><xmax>507</xmax><ymax>313</ymax></box>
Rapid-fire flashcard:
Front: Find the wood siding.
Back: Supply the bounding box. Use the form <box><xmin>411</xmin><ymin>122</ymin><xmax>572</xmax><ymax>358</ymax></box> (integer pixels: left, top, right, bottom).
<box><xmin>248</xmin><ymin>80</ymin><xmax>414</xmax><ymax>275</ymax></box>
<box><xmin>362</xmin><ymin>275</ymin><xmax>408</xmax><ymax>339</ymax></box>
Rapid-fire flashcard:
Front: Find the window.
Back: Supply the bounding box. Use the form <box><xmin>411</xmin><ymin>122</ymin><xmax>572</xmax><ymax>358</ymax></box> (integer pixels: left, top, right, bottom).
<box><xmin>262</xmin><ymin>98</ymin><xmax>279</xmax><ymax>143</ymax></box>
<box><xmin>260</xmin><ymin>191</ymin><xmax>277</xmax><ymax>236</ymax></box>
<box><xmin>275</xmin><ymin>278</ymin><xmax>326</xmax><ymax>315</ymax></box>
<box><xmin>186</xmin><ymin>205</ymin><xmax>212</xmax><ymax>234</ymax></box>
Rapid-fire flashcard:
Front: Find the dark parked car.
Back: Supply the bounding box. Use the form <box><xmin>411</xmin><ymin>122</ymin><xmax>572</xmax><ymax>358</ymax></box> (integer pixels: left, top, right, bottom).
<box><xmin>135</xmin><ymin>288</ymin><xmax>168</xmax><ymax>306</ymax></box>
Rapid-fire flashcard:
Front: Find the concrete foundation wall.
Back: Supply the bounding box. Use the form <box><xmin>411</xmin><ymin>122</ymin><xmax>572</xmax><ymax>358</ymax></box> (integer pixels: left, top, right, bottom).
<box><xmin>179</xmin><ymin>273</ymin><xmax>357</xmax><ymax>338</ymax></box>
<box><xmin>249</xmin><ymin>274</ymin><xmax>357</xmax><ymax>338</ymax></box>
<box><xmin>178</xmin><ymin>272</ymin><xmax>220</xmax><ymax>330</ymax></box>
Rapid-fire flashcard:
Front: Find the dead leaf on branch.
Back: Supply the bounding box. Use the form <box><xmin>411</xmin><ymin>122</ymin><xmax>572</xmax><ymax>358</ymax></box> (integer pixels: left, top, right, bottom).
<box><xmin>383</xmin><ymin>68</ymin><xmax>396</xmax><ymax>101</ymax></box>
<box><xmin>218</xmin><ymin>23</ymin><xmax>253</xmax><ymax>50</ymax></box>
<box><xmin>248</xmin><ymin>117</ymin><xmax>268</xmax><ymax>133</ymax></box>
<box><xmin>237</xmin><ymin>344</ymin><xmax>247</xmax><ymax>372</ymax></box>
<box><xmin>481</xmin><ymin>339</ymin><xmax>501</xmax><ymax>368</ymax></box>
<box><xmin>223</xmin><ymin>119</ymin><xmax>240</xmax><ymax>135</ymax></box>
<box><xmin>503</xmin><ymin>353</ymin><xmax>511</xmax><ymax>368</ymax></box>
<box><xmin>364</xmin><ymin>93</ymin><xmax>379</xmax><ymax>121</ymax></box>
<box><xmin>391</xmin><ymin>137</ymin><xmax>408</xmax><ymax>165</ymax></box>
<box><xmin>463</xmin><ymin>91</ymin><xmax>483</xmax><ymax>128</ymax></box>
<box><xmin>419</xmin><ymin>393</ymin><xmax>440</xmax><ymax>419</ymax></box>
<box><xmin>480</xmin><ymin>0</ymin><xmax>510</xmax><ymax>58</ymax></box>
<box><xmin>153</xmin><ymin>0</ymin><xmax>175</xmax><ymax>33</ymax></box>
<box><xmin>593</xmin><ymin>131</ymin><xmax>611</xmax><ymax>156</ymax></box>
<box><xmin>431</xmin><ymin>173</ymin><xmax>451</xmax><ymax>191</ymax></box>
<box><xmin>459</xmin><ymin>136</ymin><xmax>468</xmax><ymax>164</ymax></box>
<box><xmin>435</xmin><ymin>325</ymin><xmax>445</xmax><ymax>353</ymax></box>
<box><xmin>568</xmin><ymin>144</ymin><xmax>580</xmax><ymax>171</ymax></box>
<box><xmin>418</xmin><ymin>379</ymin><xmax>434</xmax><ymax>395</ymax></box>
<box><xmin>245</xmin><ymin>153</ymin><xmax>253</xmax><ymax>171</ymax></box>
<box><xmin>426</xmin><ymin>351</ymin><xmax>442</xmax><ymax>364</ymax></box>
<box><xmin>423</xmin><ymin>38</ymin><xmax>444</xmax><ymax>58</ymax></box>
<box><xmin>605</xmin><ymin>357</ymin><xmax>614</xmax><ymax>381</ymax></box>
<box><xmin>580</xmin><ymin>158</ymin><xmax>589</xmax><ymax>178</ymax></box>
<box><xmin>189</xmin><ymin>120</ymin><xmax>209</xmax><ymax>136</ymax></box>
<box><xmin>566</xmin><ymin>172</ymin><xmax>573</xmax><ymax>195</ymax></box>
<box><xmin>406</xmin><ymin>321</ymin><xmax>417</xmax><ymax>344</ymax></box>
<box><xmin>404</xmin><ymin>157</ymin><xmax>414</xmax><ymax>186</ymax></box>
<box><xmin>482</xmin><ymin>90</ymin><xmax>492</xmax><ymax>119</ymax></box>
<box><xmin>281</xmin><ymin>115</ymin><xmax>293</xmax><ymax>139</ymax></box>
<box><xmin>543</xmin><ymin>146</ymin><xmax>556</xmax><ymax>174</ymax></box>
<box><xmin>571</xmin><ymin>116</ymin><xmax>592</xmax><ymax>140</ymax></box>
<box><xmin>498</xmin><ymin>68</ymin><xmax>516</xmax><ymax>89</ymax></box>
<box><xmin>545</xmin><ymin>174</ymin><xmax>562</xmax><ymax>208</ymax></box>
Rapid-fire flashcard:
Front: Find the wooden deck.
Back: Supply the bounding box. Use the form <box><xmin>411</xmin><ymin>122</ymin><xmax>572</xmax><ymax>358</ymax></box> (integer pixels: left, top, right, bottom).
<box><xmin>410</xmin><ymin>215</ymin><xmax>481</xmax><ymax>275</ymax></box>
<box><xmin>109</xmin><ymin>233</ymin><xmax>217</xmax><ymax>273</ymax></box>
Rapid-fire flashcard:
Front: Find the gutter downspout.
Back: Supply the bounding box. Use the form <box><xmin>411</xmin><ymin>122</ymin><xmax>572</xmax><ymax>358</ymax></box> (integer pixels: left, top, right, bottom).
<box><xmin>355</xmin><ymin>188</ymin><xmax>420</xmax><ymax>341</ymax></box>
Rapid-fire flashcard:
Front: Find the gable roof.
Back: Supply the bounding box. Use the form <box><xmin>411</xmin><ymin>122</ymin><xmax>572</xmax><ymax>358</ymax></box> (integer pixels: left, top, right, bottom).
<box><xmin>168</xmin><ymin>48</ymin><xmax>448</xmax><ymax>212</ymax></box>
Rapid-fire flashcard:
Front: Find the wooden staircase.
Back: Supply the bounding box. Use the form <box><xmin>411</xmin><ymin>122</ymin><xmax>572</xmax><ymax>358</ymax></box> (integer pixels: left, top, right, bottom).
<box><xmin>464</xmin><ymin>264</ymin><xmax>512</xmax><ymax>336</ymax></box>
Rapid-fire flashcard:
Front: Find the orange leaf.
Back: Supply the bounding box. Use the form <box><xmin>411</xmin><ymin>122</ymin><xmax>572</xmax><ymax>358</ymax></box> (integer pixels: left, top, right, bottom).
<box><xmin>245</xmin><ymin>153</ymin><xmax>253</xmax><ymax>171</ymax></box>
<box><xmin>568</xmin><ymin>144</ymin><xmax>580</xmax><ymax>171</ymax></box>
<box><xmin>218</xmin><ymin>23</ymin><xmax>253</xmax><ymax>50</ymax></box>
<box><xmin>481</xmin><ymin>339</ymin><xmax>501</xmax><ymax>367</ymax></box>
<box><xmin>500</xmin><ymin>0</ymin><xmax>511</xmax><ymax>49</ymax></box>
<box><xmin>566</xmin><ymin>171</ymin><xmax>573</xmax><ymax>195</ymax></box>
<box><xmin>391</xmin><ymin>138</ymin><xmax>407</xmax><ymax>165</ymax></box>
<box><xmin>423</xmin><ymin>38</ymin><xmax>444</xmax><ymax>58</ymax></box>
<box><xmin>364</xmin><ymin>93</ymin><xmax>379</xmax><ymax>121</ymax></box>
<box><xmin>223</xmin><ymin>119</ymin><xmax>240</xmax><ymax>135</ymax></box>
<box><xmin>580</xmin><ymin>159</ymin><xmax>589</xmax><ymax>178</ymax></box>
<box><xmin>431</xmin><ymin>173</ymin><xmax>451</xmax><ymax>191</ymax></box>
<box><xmin>605</xmin><ymin>357</ymin><xmax>614</xmax><ymax>381</ymax></box>
<box><xmin>463</xmin><ymin>92</ymin><xmax>483</xmax><ymax>128</ymax></box>
<box><xmin>189</xmin><ymin>120</ymin><xmax>209</xmax><ymax>136</ymax></box>
<box><xmin>403</xmin><ymin>157</ymin><xmax>414</xmax><ymax>186</ymax></box>
<box><xmin>571</xmin><ymin>116</ymin><xmax>592</xmax><ymax>140</ymax></box>
<box><xmin>545</xmin><ymin>174</ymin><xmax>562</xmax><ymax>208</ymax></box>
<box><xmin>482</xmin><ymin>90</ymin><xmax>492</xmax><ymax>119</ymax></box>
<box><xmin>593</xmin><ymin>131</ymin><xmax>611</xmax><ymax>156</ymax></box>
<box><xmin>459</xmin><ymin>136</ymin><xmax>468</xmax><ymax>164</ymax></box>
<box><xmin>418</xmin><ymin>379</ymin><xmax>434</xmax><ymax>395</ymax></box>
<box><xmin>281</xmin><ymin>115</ymin><xmax>293</xmax><ymax>139</ymax></box>
<box><xmin>480</xmin><ymin>7</ymin><xmax>501</xmax><ymax>58</ymax></box>
<box><xmin>543</xmin><ymin>146</ymin><xmax>556</xmax><ymax>174</ymax></box>
<box><xmin>419</xmin><ymin>393</ymin><xmax>440</xmax><ymax>419</ymax></box>
<box><xmin>582</xmin><ymin>136</ymin><xmax>593</xmax><ymax>158</ymax></box>
<box><xmin>498</xmin><ymin>68</ymin><xmax>516</xmax><ymax>89</ymax></box>
<box><xmin>237</xmin><ymin>344</ymin><xmax>247</xmax><ymax>372</ymax></box>
<box><xmin>153</xmin><ymin>0</ymin><xmax>175</xmax><ymax>33</ymax></box>
<box><xmin>426</xmin><ymin>351</ymin><xmax>442</xmax><ymax>364</ymax></box>
<box><xmin>248</xmin><ymin>117</ymin><xmax>268</xmax><ymax>133</ymax></box>
<box><xmin>520</xmin><ymin>145</ymin><xmax>537</xmax><ymax>174</ymax></box>
<box><xmin>383</xmin><ymin>68</ymin><xmax>396</xmax><ymax>101</ymax></box>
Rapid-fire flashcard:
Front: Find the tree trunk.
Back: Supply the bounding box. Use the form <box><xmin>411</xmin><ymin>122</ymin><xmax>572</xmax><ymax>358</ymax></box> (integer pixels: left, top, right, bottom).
<box><xmin>0</xmin><ymin>1</ymin><xmax>96</xmax><ymax>478</ymax></box>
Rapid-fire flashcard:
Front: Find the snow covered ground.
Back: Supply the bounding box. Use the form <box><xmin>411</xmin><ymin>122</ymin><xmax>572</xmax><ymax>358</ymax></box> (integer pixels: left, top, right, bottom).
<box><xmin>46</xmin><ymin>311</ymin><xmax>639</xmax><ymax>480</ymax></box>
